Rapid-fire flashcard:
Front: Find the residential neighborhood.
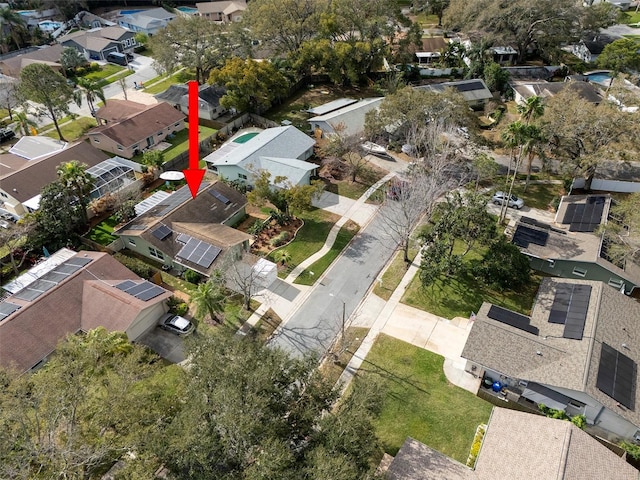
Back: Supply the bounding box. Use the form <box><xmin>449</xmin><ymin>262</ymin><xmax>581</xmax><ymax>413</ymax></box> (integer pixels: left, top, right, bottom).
<box><xmin>1</xmin><ymin>0</ymin><xmax>640</xmax><ymax>478</ymax></box>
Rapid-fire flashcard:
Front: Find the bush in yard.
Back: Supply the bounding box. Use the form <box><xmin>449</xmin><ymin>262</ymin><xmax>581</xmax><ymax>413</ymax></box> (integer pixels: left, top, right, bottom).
<box><xmin>183</xmin><ymin>269</ymin><xmax>203</xmax><ymax>284</ymax></box>
<box><xmin>167</xmin><ymin>295</ymin><xmax>188</xmax><ymax>316</ymax></box>
<box><xmin>113</xmin><ymin>253</ymin><xmax>157</xmax><ymax>279</ymax></box>
<box><xmin>270</xmin><ymin>231</ymin><xmax>290</xmax><ymax>247</ymax></box>
<box><xmin>248</xmin><ymin>219</ymin><xmax>266</xmax><ymax>236</ymax></box>
<box><xmin>473</xmin><ymin>239</ymin><xmax>530</xmax><ymax>290</ymax></box>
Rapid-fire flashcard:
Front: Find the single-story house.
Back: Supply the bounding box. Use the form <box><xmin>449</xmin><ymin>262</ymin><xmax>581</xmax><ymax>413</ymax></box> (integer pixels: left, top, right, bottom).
<box><xmin>204</xmin><ymin>126</ymin><xmax>317</xmax><ymax>186</ymax></box>
<box><xmin>462</xmin><ymin>277</ymin><xmax>640</xmax><ymax>442</ymax></box>
<box><xmin>385</xmin><ymin>407</ymin><xmax>637</xmax><ymax>480</ymax></box>
<box><xmin>94</xmin><ymin>99</ymin><xmax>149</xmax><ymax>125</ymax></box>
<box><xmin>490</xmin><ymin>46</ymin><xmax>518</xmax><ymax>65</ymax></box>
<box><xmin>0</xmin><ymin>44</ymin><xmax>64</xmax><ymax>79</ymax></box>
<box><xmin>0</xmin><ymin>248</ymin><xmax>172</xmax><ymax>372</ymax></box>
<box><xmin>59</xmin><ymin>26</ymin><xmax>137</xmax><ymax>61</ymax></box>
<box><xmin>510</xmin><ymin>196</ymin><xmax>639</xmax><ymax>296</ymax></box>
<box><xmin>88</xmin><ymin>102</ymin><xmax>186</xmax><ymax>158</ymax></box>
<box><xmin>413</xmin><ymin>36</ymin><xmax>448</xmax><ymax>65</ymax></box>
<box><xmin>308</xmin><ymin>97</ymin><xmax>383</xmax><ymax>138</ymax></box>
<box><xmin>114</xmin><ymin>181</ymin><xmax>251</xmax><ymax>277</ymax></box>
<box><xmin>571</xmin><ymin>35</ymin><xmax>617</xmax><ymax>64</ymax></box>
<box><xmin>0</xmin><ymin>140</ymin><xmax>109</xmax><ymax>217</ymax></box>
<box><xmin>116</xmin><ymin>7</ymin><xmax>176</xmax><ymax>36</ymax></box>
<box><xmin>155</xmin><ymin>83</ymin><xmax>227</xmax><ymax>120</ymax></box>
<box><xmin>511</xmin><ymin>79</ymin><xmax>603</xmax><ymax>105</ymax></box>
<box><xmin>196</xmin><ymin>0</ymin><xmax>247</xmax><ymax>22</ymax></box>
<box><xmin>415</xmin><ymin>79</ymin><xmax>493</xmax><ymax>109</ymax></box>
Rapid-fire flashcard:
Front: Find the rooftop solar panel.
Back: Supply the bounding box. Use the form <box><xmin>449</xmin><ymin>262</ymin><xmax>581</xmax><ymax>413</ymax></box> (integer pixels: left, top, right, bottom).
<box><xmin>176</xmin><ymin>233</ymin><xmax>190</xmax><ymax>244</ymax></box>
<box><xmin>176</xmin><ymin>235</ymin><xmax>222</xmax><ymax>269</ymax></box>
<box><xmin>10</xmin><ymin>257</ymin><xmax>93</xmax><ymax>302</ymax></box>
<box><xmin>512</xmin><ymin>225</ymin><xmax>549</xmax><ymax>248</ymax></box>
<box><xmin>487</xmin><ymin>305</ymin><xmax>539</xmax><ymax>335</ymax></box>
<box><xmin>66</xmin><ymin>257</ymin><xmax>93</xmax><ymax>267</ymax></box>
<box><xmin>137</xmin><ymin>285</ymin><xmax>165</xmax><ymax>301</ymax></box>
<box><xmin>115</xmin><ymin>280</ymin><xmax>166</xmax><ymax>302</ymax></box>
<box><xmin>154</xmin><ymin>183</ymin><xmax>210</xmax><ymax>217</ymax></box>
<box><xmin>562</xmin><ymin>285</ymin><xmax>591</xmax><ymax>340</ymax></box>
<box><xmin>548</xmin><ymin>283</ymin><xmax>572</xmax><ymax>324</ymax></box>
<box><xmin>12</xmin><ymin>288</ymin><xmax>44</xmax><ymax>302</ymax></box>
<box><xmin>0</xmin><ymin>301</ymin><xmax>21</xmax><ymax>321</ymax></box>
<box><xmin>562</xmin><ymin>197</ymin><xmax>605</xmax><ymax>232</ymax></box>
<box><xmin>209</xmin><ymin>188</ymin><xmax>231</xmax><ymax>205</ymax></box>
<box><xmin>116</xmin><ymin>280</ymin><xmax>137</xmax><ymax>291</ymax></box>
<box><xmin>152</xmin><ymin>224</ymin><xmax>172</xmax><ymax>240</ymax></box>
<box><xmin>596</xmin><ymin>343</ymin><xmax>636</xmax><ymax>409</ymax></box>
<box><xmin>453</xmin><ymin>81</ymin><xmax>484</xmax><ymax>92</ymax></box>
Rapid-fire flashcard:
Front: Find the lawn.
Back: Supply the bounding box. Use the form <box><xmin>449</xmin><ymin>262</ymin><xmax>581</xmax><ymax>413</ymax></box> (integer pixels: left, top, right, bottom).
<box><xmin>323</xmin><ymin>166</ymin><xmax>387</xmax><ymax>200</ymax></box>
<box><xmin>131</xmin><ymin>125</ymin><xmax>217</xmax><ymax>164</ymax></box>
<box><xmin>86</xmin><ymin>216</ymin><xmax>119</xmax><ymax>245</ymax></box>
<box><xmin>294</xmin><ymin>220</ymin><xmax>360</xmax><ymax>285</ymax></box>
<box><xmin>269</xmin><ymin>208</ymin><xmax>340</xmax><ymax>278</ymax></box>
<box><xmin>319</xmin><ymin>326</ymin><xmax>369</xmax><ymax>385</ymax></box>
<box><xmin>401</xmin><ymin>242</ymin><xmax>541</xmax><ymax>319</ymax></box>
<box><xmin>373</xmin><ymin>246</ymin><xmax>418</xmax><ymax>301</ymax></box>
<box><xmin>620</xmin><ymin>11</ymin><xmax>640</xmax><ymax>25</ymax></box>
<box><xmin>357</xmin><ymin>335</ymin><xmax>492</xmax><ymax>462</ymax></box>
<box><xmin>80</xmin><ymin>63</ymin><xmax>125</xmax><ymax>82</ymax></box>
<box><xmin>45</xmin><ymin>116</ymin><xmax>96</xmax><ymax>141</ymax></box>
<box><xmin>249</xmin><ymin>308</ymin><xmax>283</xmax><ymax>343</ymax></box>
<box><xmin>143</xmin><ymin>70</ymin><xmax>197</xmax><ymax>95</ymax></box>
<box><xmin>511</xmin><ymin>181</ymin><xmax>565</xmax><ymax>212</ymax></box>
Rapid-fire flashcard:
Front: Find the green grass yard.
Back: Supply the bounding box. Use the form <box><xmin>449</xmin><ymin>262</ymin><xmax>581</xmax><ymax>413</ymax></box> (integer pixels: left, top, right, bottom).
<box><xmin>143</xmin><ymin>70</ymin><xmax>197</xmax><ymax>95</ymax></box>
<box><xmin>86</xmin><ymin>216</ymin><xmax>119</xmax><ymax>246</ymax></box>
<box><xmin>269</xmin><ymin>208</ymin><xmax>340</xmax><ymax>278</ymax></box>
<box><xmin>373</xmin><ymin>246</ymin><xmax>418</xmax><ymax>301</ymax></box>
<box><xmin>402</xmin><ymin>242</ymin><xmax>541</xmax><ymax>319</ymax></box>
<box><xmin>45</xmin><ymin>116</ymin><xmax>97</xmax><ymax>142</ymax></box>
<box><xmin>620</xmin><ymin>11</ymin><xmax>640</xmax><ymax>25</ymax></box>
<box><xmin>358</xmin><ymin>335</ymin><xmax>492</xmax><ymax>462</ymax></box>
<box><xmin>294</xmin><ymin>220</ymin><xmax>360</xmax><ymax>285</ymax></box>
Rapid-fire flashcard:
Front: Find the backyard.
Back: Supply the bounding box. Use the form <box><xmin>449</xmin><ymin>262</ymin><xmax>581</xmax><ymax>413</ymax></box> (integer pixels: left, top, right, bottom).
<box><xmin>401</xmin><ymin>242</ymin><xmax>541</xmax><ymax>319</ymax></box>
<box><xmin>130</xmin><ymin>125</ymin><xmax>217</xmax><ymax>164</ymax></box>
<box><xmin>357</xmin><ymin>335</ymin><xmax>492</xmax><ymax>462</ymax></box>
<box><xmin>45</xmin><ymin>116</ymin><xmax>96</xmax><ymax>142</ymax></box>
<box><xmin>86</xmin><ymin>215</ymin><xmax>119</xmax><ymax>246</ymax></box>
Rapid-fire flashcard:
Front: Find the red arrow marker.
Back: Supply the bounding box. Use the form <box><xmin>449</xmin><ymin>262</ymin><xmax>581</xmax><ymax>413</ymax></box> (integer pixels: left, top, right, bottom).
<box><xmin>183</xmin><ymin>80</ymin><xmax>205</xmax><ymax>199</ymax></box>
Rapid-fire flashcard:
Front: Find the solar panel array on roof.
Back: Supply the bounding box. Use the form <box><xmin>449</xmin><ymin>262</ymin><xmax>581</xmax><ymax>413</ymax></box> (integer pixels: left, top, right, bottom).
<box><xmin>512</xmin><ymin>224</ymin><xmax>549</xmax><ymax>248</ymax></box>
<box><xmin>0</xmin><ymin>301</ymin><xmax>21</xmax><ymax>321</ymax></box>
<box><xmin>562</xmin><ymin>285</ymin><xmax>591</xmax><ymax>340</ymax></box>
<box><xmin>12</xmin><ymin>256</ymin><xmax>93</xmax><ymax>302</ymax></box>
<box><xmin>596</xmin><ymin>343</ymin><xmax>636</xmax><ymax>409</ymax></box>
<box><xmin>152</xmin><ymin>224</ymin><xmax>172</xmax><ymax>240</ymax></box>
<box><xmin>176</xmin><ymin>235</ymin><xmax>221</xmax><ymax>269</ymax></box>
<box><xmin>115</xmin><ymin>280</ymin><xmax>165</xmax><ymax>302</ymax></box>
<box><xmin>209</xmin><ymin>188</ymin><xmax>231</xmax><ymax>205</ymax></box>
<box><xmin>452</xmin><ymin>81</ymin><xmax>485</xmax><ymax>92</ymax></box>
<box><xmin>487</xmin><ymin>305</ymin><xmax>539</xmax><ymax>335</ymax></box>
<box><xmin>152</xmin><ymin>183</ymin><xmax>209</xmax><ymax>217</ymax></box>
<box><xmin>562</xmin><ymin>196</ymin><xmax>605</xmax><ymax>232</ymax></box>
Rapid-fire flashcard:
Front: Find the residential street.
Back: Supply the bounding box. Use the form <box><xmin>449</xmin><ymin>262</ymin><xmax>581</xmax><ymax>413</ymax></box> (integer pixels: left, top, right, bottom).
<box><xmin>269</xmin><ymin>205</ymin><xmax>396</xmax><ymax>358</ymax></box>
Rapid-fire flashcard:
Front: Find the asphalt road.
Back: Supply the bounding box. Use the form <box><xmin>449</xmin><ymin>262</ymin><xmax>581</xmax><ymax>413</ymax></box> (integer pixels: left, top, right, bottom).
<box><xmin>270</xmin><ymin>207</ymin><xmax>396</xmax><ymax>358</ymax></box>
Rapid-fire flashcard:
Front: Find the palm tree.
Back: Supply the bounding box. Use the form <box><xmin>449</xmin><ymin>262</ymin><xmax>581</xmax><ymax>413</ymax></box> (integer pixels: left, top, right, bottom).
<box><xmin>56</xmin><ymin>160</ymin><xmax>95</xmax><ymax>227</ymax></box>
<box><xmin>517</xmin><ymin>95</ymin><xmax>544</xmax><ymax>124</ymax></box>
<box><xmin>75</xmin><ymin>78</ymin><xmax>106</xmax><ymax>114</ymax></box>
<box><xmin>14</xmin><ymin>110</ymin><xmax>37</xmax><ymax>136</ymax></box>
<box><xmin>191</xmin><ymin>279</ymin><xmax>226</xmax><ymax>323</ymax></box>
<box><xmin>274</xmin><ymin>249</ymin><xmax>292</xmax><ymax>266</ymax></box>
<box><xmin>499</xmin><ymin>121</ymin><xmax>529</xmax><ymax>223</ymax></box>
<box><xmin>0</xmin><ymin>7</ymin><xmax>27</xmax><ymax>50</ymax></box>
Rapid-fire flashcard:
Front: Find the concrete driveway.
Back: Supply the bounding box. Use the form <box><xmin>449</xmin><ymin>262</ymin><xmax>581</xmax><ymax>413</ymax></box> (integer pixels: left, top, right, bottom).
<box><xmin>137</xmin><ymin>327</ymin><xmax>186</xmax><ymax>364</ymax></box>
<box><xmin>312</xmin><ymin>191</ymin><xmax>378</xmax><ymax>227</ymax></box>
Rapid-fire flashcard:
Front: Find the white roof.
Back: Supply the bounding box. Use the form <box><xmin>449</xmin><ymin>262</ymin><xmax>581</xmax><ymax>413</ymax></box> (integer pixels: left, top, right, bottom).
<box><xmin>203</xmin><ymin>126</ymin><xmax>315</xmax><ymax>168</ymax></box>
<box><xmin>308</xmin><ymin>97</ymin><xmax>383</xmax><ymax>136</ymax></box>
<box><xmin>8</xmin><ymin>136</ymin><xmax>67</xmax><ymax>161</ymax></box>
<box><xmin>21</xmin><ymin>194</ymin><xmax>41</xmax><ymax>211</ymax></box>
<box><xmin>3</xmin><ymin>247</ymin><xmax>76</xmax><ymax>293</ymax></box>
<box><xmin>256</xmin><ymin>156</ymin><xmax>317</xmax><ymax>186</ymax></box>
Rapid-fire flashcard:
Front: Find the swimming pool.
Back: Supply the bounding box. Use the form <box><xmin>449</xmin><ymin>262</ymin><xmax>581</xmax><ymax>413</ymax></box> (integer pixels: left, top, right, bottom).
<box><xmin>233</xmin><ymin>132</ymin><xmax>260</xmax><ymax>144</ymax></box>
<box><xmin>176</xmin><ymin>6</ymin><xmax>198</xmax><ymax>14</ymax></box>
<box><xmin>38</xmin><ymin>21</ymin><xmax>62</xmax><ymax>32</ymax></box>
<box><xmin>587</xmin><ymin>72</ymin><xmax>612</xmax><ymax>85</ymax></box>
<box><xmin>17</xmin><ymin>10</ymin><xmax>36</xmax><ymax>16</ymax></box>
<box><xmin>120</xmin><ymin>9</ymin><xmax>143</xmax><ymax>15</ymax></box>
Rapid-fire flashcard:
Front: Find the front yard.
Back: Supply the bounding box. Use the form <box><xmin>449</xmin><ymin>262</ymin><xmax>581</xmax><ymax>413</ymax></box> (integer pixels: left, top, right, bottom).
<box><xmin>357</xmin><ymin>335</ymin><xmax>492</xmax><ymax>462</ymax></box>
<box><xmin>401</xmin><ymin>242</ymin><xmax>541</xmax><ymax>319</ymax></box>
<box><xmin>45</xmin><ymin>116</ymin><xmax>97</xmax><ymax>142</ymax></box>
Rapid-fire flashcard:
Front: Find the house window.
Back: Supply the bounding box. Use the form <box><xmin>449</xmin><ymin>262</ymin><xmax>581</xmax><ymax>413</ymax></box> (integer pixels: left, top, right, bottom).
<box><xmin>572</xmin><ymin>267</ymin><xmax>587</xmax><ymax>277</ymax></box>
<box><xmin>93</xmin><ymin>138</ymin><xmax>100</xmax><ymax>143</ymax></box>
<box><xmin>174</xmin><ymin>122</ymin><xmax>180</xmax><ymax>127</ymax></box>
<box><xmin>238</xmin><ymin>173</ymin><xmax>247</xmax><ymax>180</ymax></box>
<box><xmin>547</xmin><ymin>260</ymin><xmax>555</xmax><ymax>268</ymax></box>
<box><xmin>128</xmin><ymin>239</ymin><xmax>136</xmax><ymax>246</ymax></box>
<box><xmin>149</xmin><ymin>247</ymin><xmax>164</xmax><ymax>260</ymax></box>
<box><xmin>0</xmin><ymin>192</ymin><xmax>7</xmax><ymax>198</ymax></box>
<box><xmin>157</xmin><ymin>131</ymin><xmax>163</xmax><ymax>136</ymax></box>
<box><xmin>132</xmin><ymin>144</ymin><xmax>138</xmax><ymax>150</ymax></box>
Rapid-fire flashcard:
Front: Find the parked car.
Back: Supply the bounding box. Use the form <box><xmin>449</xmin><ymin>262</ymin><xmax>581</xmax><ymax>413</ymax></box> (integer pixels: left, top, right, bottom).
<box><xmin>0</xmin><ymin>128</ymin><xmax>15</xmax><ymax>143</ymax></box>
<box><xmin>0</xmin><ymin>220</ymin><xmax>10</xmax><ymax>229</ymax></box>
<box><xmin>492</xmin><ymin>191</ymin><xmax>524</xmax><ymax>209</ymax></box>
<box><xmin>0</xmin><ymin>213</ymin><xmax>16</xmax><ymax>222</ymax></box>
<box><xmin>159</xmin><ymin>313</ymin><xmax>195</xmax><ymax>336</ymax></box>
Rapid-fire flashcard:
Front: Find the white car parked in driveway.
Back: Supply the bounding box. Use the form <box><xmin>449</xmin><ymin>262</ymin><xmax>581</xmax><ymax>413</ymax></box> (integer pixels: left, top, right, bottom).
<box><xmin>492</xmin><ymin>191</ymin><xmax>524</xmax><ymax>209</ymax></box>
<box><xmin>159</xmin><ymin>313</ymin><xmax>195</xmax><ymax>336</ymax></box>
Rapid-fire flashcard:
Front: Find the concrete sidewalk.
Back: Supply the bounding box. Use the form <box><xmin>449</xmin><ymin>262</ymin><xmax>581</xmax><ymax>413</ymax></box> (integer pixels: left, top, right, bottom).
<box><xmin>336</xmin><ymin>248</ymin><xmax>481</xmax><ymax>395</ymax></box>
<box><xmin>285</xmin><ymin>172</ymin><xmax>396</xmax><ymax>282</ymax></box>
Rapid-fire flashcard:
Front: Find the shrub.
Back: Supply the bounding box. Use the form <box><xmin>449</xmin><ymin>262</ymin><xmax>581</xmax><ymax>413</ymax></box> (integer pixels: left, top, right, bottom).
<box><xmin>167</xmin><ymin>295</ymin><xmax>188</xmax><ymax>316</ymax></box>
<box><xmin>113</xmin><ymin>253</ymin><xmax>158</xmax><ymax>279</ymax></box>
<box><xmin>270</xmin><ymin>231</ymin><xmax>290</xmax><ymax>247</ymax></box>
<box><xmin>248</xmin><ymin>219</ymin><xmax>266</xmax><ymax>236</ymax></box>
<box><xmin>183</xmin><ymin>269</ymin><xmax>202</xmax><ymax>284</ymax></box>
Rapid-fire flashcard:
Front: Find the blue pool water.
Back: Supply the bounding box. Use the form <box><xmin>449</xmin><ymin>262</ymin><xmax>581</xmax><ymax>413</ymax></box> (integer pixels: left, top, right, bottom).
<box><xmin>38</xmin><ymin>21</ymin><xmax>62</xmax><ymax>31</ymax></box>
<box><xmin>233</xmin><ymin>132</ymin><xmax>260</xmax><ymax>144</ymax></box>
<box><xmin>120</xmin><ymin>9</ymin><xmax>143</xmax><ymax>15</ymax></box>
<box><xmin>18</xmin><ymin>10</ymin><xmax>36</xmax><ymax>16</ymax></box>
<box><xmin>587</xmin><ymin>72</ymin><xmax>613</xmax><ymax>85</ymax></box>
<box><xmin>176</xmin><ymin>6</ymin><xmax>198</xmax><ymax>13</ymax></box>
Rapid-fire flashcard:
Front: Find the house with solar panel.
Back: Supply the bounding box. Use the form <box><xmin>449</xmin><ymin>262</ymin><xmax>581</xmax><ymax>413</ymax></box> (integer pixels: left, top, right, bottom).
<box><xmin>0</xmin><ymin>248</ymin><xmax>172</xmax><ymax>372</ymax></box>
<box><xmin>204</xmin><ymin>126</ymin><xmax>317</xmax><ymax>187</ymax></box>
<box><xmin>114</xmin><ymin>181</ymin><xmax>251</xmax><ymax>277</ymax></box>
<box><xmin>510</xmin><ymin>195</ymin><xmax>640</xmax><ymax>296</ymax></box>
<box><xmin>308</xmin><ymin>98</ymin><xmax>383</xmax><ymax>138</ymax></box>
<box><xmin>462</xmin><ymin>277</ymin><xmax>640</xmax><ymax>442</ymax></box>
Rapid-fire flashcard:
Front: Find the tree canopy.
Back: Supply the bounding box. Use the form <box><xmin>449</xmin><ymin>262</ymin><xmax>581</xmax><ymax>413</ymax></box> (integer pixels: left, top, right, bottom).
<box><xmin>247</xmin><ymin>170</ymin><xmax>324</xmax><ymax>216</ymax></box>
<box><xmin>597</xmin><ymin>38</ymin><xmax>640</xmax><ymax>74</ymax></box>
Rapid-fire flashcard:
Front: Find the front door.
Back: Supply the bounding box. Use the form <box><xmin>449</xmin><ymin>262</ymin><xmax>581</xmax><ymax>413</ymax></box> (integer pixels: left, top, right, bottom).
<box><xmin>146</xmin><ymin>136</ymin><xmax>155</xmax><ymax>147</ymax></box>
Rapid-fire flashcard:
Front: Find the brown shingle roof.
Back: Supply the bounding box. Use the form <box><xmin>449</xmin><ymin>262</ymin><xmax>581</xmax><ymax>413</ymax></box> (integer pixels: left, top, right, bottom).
<box><xmin>0</xmin><ymin>44</ymin><xmax>64</xmax><ymax>78</ymax></box>
<box><xmin>0</xmin><ymin>251</ymin><xmax>169</xmax><ymax>372</ymax></box>
<box><xmin>88</xmin><ymin>103</ymin><xmax>186</xmax><ymax>148</ymax></box>
<box><xmin>95</xmin><ymin>99</ymin><xmax>148</xmax><ymax>124</ymax></box>
<box><xmin>0</xmin><ymin>141</ymin><xmax>110</xmax><ymax>202</ymax></box>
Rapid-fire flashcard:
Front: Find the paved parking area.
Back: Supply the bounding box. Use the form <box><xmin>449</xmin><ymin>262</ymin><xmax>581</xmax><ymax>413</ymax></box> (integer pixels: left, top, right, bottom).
<box><xmin>137</xmin><ymin>328</ymin><xmax>186</xmax><ymax>364</ymax></box>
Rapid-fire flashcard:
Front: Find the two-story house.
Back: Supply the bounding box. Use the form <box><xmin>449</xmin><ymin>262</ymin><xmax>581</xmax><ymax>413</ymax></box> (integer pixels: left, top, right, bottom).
<box><xmin>59</xmin><ymin>26</ymin><xmax>137</xmax><ymax>61</ymax></box>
